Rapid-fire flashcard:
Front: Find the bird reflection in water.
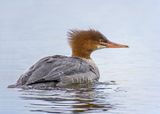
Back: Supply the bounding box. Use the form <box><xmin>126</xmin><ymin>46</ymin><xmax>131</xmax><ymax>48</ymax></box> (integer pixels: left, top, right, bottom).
<box><xmin>19</xmin><ymin>82</ymin><xmax>116</xmax><ymax>113</ymax></box>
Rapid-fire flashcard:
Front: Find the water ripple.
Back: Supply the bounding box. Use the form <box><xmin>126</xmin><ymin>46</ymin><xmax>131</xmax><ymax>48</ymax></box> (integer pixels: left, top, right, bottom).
<box><xmin>19</xmin><ymin>81</ymin><xmax>119</xmax><ymax>114</ymax></box>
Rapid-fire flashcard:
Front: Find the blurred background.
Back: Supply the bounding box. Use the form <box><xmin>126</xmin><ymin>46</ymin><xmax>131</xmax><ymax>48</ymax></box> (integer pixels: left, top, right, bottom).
<box><xmin>0</xmin><ymin>0</ymin><xmax>160</xmax><ymax>114</ymax></box>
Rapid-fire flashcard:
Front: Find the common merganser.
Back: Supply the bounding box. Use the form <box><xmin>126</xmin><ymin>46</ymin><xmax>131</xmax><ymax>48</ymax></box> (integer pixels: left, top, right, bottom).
<box><xmin>9</xmin><ymin>29</ymin><xmax>128</xmax><ymax>89</ymax></box>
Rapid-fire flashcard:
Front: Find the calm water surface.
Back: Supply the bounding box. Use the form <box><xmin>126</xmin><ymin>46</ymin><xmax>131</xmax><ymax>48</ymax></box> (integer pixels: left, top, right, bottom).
<box><xmin>0</xmin><ymin>0</ymin><xmax>160</xmax><ymax>114</ymax></box>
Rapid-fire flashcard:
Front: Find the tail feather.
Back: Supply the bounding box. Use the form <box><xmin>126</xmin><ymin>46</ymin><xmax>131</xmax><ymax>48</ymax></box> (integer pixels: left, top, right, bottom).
<box><xmin>7</xmin><ymin>84</ymin><xmax>17</xmax><ymax>88</ymax></box>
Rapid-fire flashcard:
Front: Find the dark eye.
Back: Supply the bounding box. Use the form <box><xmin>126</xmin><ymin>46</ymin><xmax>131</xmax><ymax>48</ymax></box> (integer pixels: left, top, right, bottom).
<box><xmin>99</xmin><ymin>38</ymin><xmax>105</xmax><ymax>43</ymax></box>
<box><xmin>99</xmin><ymin>39</ymin><xmax>102</xmax><ymax>42</ymax></box>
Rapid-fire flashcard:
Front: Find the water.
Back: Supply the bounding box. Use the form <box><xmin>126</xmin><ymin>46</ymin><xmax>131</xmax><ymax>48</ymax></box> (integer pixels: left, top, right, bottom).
<box><xmin>0</xmin><ymin>0</ymin><xmax>160</xmax><ymax>114</ymax></box>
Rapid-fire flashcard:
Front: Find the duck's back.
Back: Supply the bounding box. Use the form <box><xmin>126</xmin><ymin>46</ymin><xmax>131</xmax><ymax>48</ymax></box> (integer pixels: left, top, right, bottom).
<box><xmin>9</xmin><ymin>55</ymin><xmax>99</xmax><ymax>88</ymax></box>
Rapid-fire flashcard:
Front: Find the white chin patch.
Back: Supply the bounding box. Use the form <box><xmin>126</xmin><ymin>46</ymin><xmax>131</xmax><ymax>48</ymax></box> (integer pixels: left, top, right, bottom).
<box><xmin>97</xmin><ymin>45</ymin><xmax>106</xmax><ymax>49</ymax></box>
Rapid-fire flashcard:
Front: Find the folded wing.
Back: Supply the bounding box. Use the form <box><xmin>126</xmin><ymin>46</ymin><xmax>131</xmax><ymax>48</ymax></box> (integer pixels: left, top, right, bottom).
<box><xmin>16</xmin><ymin>55</ymin><xmax>96</xmax><ymax>86</ymax></box>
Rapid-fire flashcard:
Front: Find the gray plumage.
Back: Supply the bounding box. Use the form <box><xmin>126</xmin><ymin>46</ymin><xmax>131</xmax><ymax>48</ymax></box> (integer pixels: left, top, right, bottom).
<box><xmin>9</xmin><ymin>55</ymin><xmax>100</xmax><ymax>89</ymax></box>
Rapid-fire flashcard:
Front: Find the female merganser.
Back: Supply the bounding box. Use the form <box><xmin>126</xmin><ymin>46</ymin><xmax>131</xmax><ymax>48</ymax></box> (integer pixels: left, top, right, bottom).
<box><xmin>9</xmin><ymin>29</ymin><xmax>128</xmax><ymax>88</ymax></box>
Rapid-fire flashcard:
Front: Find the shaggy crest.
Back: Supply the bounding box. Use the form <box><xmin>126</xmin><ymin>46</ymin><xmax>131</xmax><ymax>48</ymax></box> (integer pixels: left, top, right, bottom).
<box><xmin>67</xmin><ymin>29</ymin><xmax>105</xmax><ymax>47</ymax></box>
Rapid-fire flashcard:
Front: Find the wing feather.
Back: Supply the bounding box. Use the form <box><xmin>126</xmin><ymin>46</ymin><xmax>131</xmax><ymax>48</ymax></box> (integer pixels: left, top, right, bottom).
<box><xmin>17</xmin><ymin>55</ymin><xmax>94</xmax><ymax>85</ymax></box>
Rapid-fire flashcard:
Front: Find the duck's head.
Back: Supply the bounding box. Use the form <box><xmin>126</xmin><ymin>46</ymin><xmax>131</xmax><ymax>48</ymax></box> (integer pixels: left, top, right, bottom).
<box><xmin>68</xmin><ymin>29</ymin><xmax>128</xmax><ymax>59</ymax></box>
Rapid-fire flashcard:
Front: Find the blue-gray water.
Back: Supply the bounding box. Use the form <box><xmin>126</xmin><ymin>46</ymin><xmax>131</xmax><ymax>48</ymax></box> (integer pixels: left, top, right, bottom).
<box><xmin>0</xmin><ymin>0</ymin><xmax>160</xmax><ymax>114</ymax></box>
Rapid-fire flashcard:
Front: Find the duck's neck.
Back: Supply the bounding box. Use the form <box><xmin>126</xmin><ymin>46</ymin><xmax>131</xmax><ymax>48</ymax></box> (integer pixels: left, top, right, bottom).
<box><xmin>72</xmin><ymin>48</ymin><xmax>92</xmax><ymax>59</ymax></box>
